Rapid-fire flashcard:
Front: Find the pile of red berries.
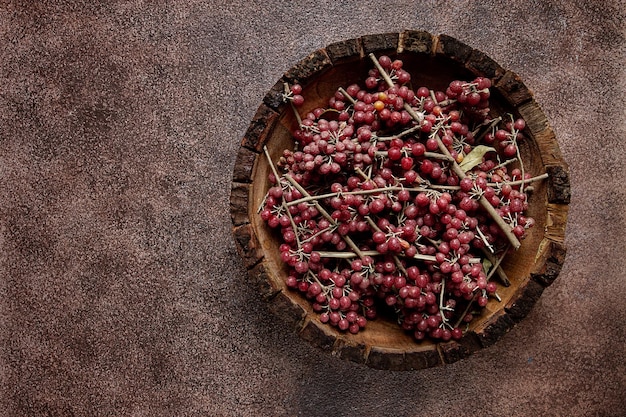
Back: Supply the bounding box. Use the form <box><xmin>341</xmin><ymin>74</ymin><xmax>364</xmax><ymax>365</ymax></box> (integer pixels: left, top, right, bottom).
<box><xmin>259</xmin><ymin>54</ymin><xmax>544</xmax><ymax>342</ymax></box>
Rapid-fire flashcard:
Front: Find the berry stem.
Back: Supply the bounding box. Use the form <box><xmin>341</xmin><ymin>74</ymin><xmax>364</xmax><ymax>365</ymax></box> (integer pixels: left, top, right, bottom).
<box><xmin>476</xmin><ymin>225</ymin><xmax>495</xmax><ymax>253</ymax></box>
<box><xmin>314</xmin><ymin>249</ymin><xmax>481</xmax><ymax>264</ymax></box>
<box><xmin>438</xmin><ymin>278</ymin><xmax>454</xmax><ymax>329</ymax></box>
<box><xmin>508</xmin><ymin>114</ymin><xmax>526</xmax><ymax>193</ymax></box>
<box><xmin>369</xmin><ymin>53</ymin><xmax>395</xmax><ymax>88</ymax></box>
<box><xmin>451</xmin><ymin>248</ymin><xmax>509</xmax><ymax>329</ymax></box>
<box><xmin>490</xmin><ymin>157</ymin><xmax>517</xmax><ymax>172</ymax></box>
<box><xmin>263</xmin><ymin>146</ymin><xmax>302</xmax><ymax>248</ymax></box>
<box><xmin>369</xmin><ymin>53</ymin><xmax>425</xmax><ymax>124</ymax></box>
<box><xmin>314</xmin><ymin>250</ymin><xmax>374</xmax><ymax>259</ymax></box>
<box><xmin>263</xmin><ymin>145</ymin><xmax>282</xmax><ymax>188</ymax></box>
<box><xmin>485</xmin><ymin>245</ymin><xmax>510</xmax><ymax>283</ymax></box>
<box><xmin>424</xmin><ymin>151</ymin><xmax>455</xmax><ymax>162</ymax></box>
<box><xmin>436</xmin><ymin>98</ymin><xmax>456</xmax><ymax>107</ymax></box>
<box><xmin>286</xmin><ymin>185</ymin><xmax>429</xmax><ymax>207</ymax></box>
<box><xmin>354</xmin><ymin>166</ymin><xmax>372</xmax><ymax>181</ymax></box>
<box><xmin>454</xmin><ymin>294</ymin><xmax>477</xmax><ymax>329</ymax></box>
<box><xmin>376</xmin><ymin>124</ymin><xmax>422</xmax><ymax>141</ymax></box>
<box><xmin>287</xmin><ymin>183</ymin><xmax>450</xmax><ymax>207</ymax></box>
<box><xmin>375</xmin><ymin>149</ymin><xmax>454</xmax><ymax>163</ymax></box>
<box><xmin>363</xmin><ymin>216</ymin><xmax>408</xmax><ymax>275</ymax></box>
<box><xmin>284</xmin><ymin>82</ymin><xmax>303</xmax><ymax>126</ymax></box>
<box><xmin>283</xmin><ymin>173</ymin><xmax>365</xmax><ymax>259</ymax></box>
<box><xmin>429</xmin><ymin>89</ymin><xmax>438</xmax><ymax>104</ymax></box>
<box><xmin>427</xmin><ymin>184</ymin><xmax>462</xmax><ymax>191</ymax></box>
<box><xmin>473</xmin><ymin>116</ymin><xmax>502</xmax><ymax>142</ymax></box>
<box><xmin>503</xmin><ymin>172</ymin><xmax>548</xmax><ymax>187</ymax></box>
<box><xmin>337</xmin><ymin>87</ymin><xmax>357</xmax><ymax>105</ymax></box>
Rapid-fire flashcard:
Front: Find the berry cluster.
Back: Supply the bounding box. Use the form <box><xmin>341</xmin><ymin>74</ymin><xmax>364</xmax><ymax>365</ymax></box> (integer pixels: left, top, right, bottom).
<box><xmin>260</xmin><ymin>54</ymin><xmax>546</xmax><ymax>342</ymax></box>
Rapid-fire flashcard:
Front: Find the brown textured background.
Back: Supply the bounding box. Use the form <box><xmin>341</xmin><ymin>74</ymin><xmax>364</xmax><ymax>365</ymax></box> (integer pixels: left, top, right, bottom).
<box><xmin>0</xmin><ymin>1</ymin><xmax>624</xmax><ymax>416</ymax></box>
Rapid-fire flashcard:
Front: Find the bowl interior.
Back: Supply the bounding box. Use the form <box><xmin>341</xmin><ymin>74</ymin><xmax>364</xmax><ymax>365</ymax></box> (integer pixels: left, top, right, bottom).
<box><xmin>249</xmin><ymin>50</ymin><xmax>549</xmax><ymax>353</ymax></box>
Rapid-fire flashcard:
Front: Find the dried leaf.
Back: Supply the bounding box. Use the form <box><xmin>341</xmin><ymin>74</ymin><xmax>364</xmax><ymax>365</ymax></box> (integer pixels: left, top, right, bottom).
<box><xmin>482</xmin><ymin>258</ymin><xmax>493</xmax><ymax>274</ymax></box>
<box><xmin>458</xmin><ymin>145</ymin><xmax>496</xmax><ymax>172</ymax></box>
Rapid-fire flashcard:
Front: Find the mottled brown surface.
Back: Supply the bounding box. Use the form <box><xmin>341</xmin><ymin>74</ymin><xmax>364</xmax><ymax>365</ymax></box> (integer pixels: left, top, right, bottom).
<box><xmin>0</xmin><ymin>1</ymin><xmax>624</xmax><ymax>416</ymax></box>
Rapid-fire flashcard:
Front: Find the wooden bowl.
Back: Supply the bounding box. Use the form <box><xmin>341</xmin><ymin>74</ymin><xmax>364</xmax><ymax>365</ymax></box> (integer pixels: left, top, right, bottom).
<box><xmin>230</xmin><ymin>31</ymin><xmax>570</xmax><ymax>370</ymax></box>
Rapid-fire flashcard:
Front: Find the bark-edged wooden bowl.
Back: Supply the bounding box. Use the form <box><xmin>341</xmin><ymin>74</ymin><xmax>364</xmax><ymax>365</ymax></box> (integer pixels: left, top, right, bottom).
<box><xmin>230</xmin><ymin>31</ymin><xmax>570</xmax><ymax>370</ymax></box>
